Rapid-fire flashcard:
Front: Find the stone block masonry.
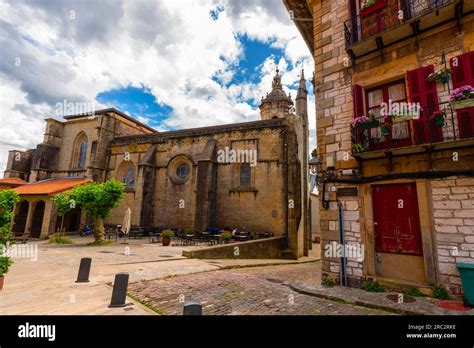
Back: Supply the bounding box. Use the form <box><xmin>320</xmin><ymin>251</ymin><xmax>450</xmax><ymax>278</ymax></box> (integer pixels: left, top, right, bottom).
<box><xmin>432</xmin><ymin>176</ymin><xmax>474</xmax><ymax>296</ymax></box>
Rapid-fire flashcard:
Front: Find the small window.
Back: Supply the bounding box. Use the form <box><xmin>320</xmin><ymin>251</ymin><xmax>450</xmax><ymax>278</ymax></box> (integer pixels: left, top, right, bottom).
<box><xmin>176</xmin><ymin>164</ymin><xmax>189</xmax><ymax>180</ymax></box>
<box><xmin>123</xmin><ymin>167</ymin><xmax>135</xmax><ymax>187</ymax></box>
<box><xmin>240</xmin><ymin>163</ymin><xmax>251</xmax><ymax>186</ymax></box>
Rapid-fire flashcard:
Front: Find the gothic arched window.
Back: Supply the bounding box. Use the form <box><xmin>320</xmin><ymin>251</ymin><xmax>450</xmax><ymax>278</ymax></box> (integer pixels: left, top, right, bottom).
<box><xmin>71</xmin><ymin>133</ymin><xmax>88</xmax><ymax>170</ymax></box>
<box><xmin>240</xmin><ymin>163</ymin><xmax>251</xmax><ymax>186</ymax></box>
<box><xmin>123</xmin><ymin>167</ymin><xmax>136</xmax><ymax>187</ymax></box>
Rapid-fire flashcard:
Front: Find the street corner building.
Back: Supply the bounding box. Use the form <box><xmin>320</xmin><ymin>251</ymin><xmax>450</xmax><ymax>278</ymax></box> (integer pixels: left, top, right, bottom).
<box><xmin>285</xmin><ymin>0</ymin><xmax>474</xmax><ymax>297</ymax></box>
<box><xmin>2</xmin><ymin>70</ymin><xmax>312</xmax><ymax>259</ymax></box>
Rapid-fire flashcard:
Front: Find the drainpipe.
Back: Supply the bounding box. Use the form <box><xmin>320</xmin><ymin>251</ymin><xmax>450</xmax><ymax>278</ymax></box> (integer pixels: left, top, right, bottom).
<box><xmin>338</xmin><ymin>200</ymin><xmax>348</xmax><ymax>287</ymax></box>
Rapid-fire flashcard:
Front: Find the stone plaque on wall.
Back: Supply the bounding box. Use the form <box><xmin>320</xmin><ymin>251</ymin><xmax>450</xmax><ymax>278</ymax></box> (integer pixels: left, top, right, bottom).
<box><xmin>336</xmin><ymin>187</ymin><xmax>358</xmax><ymax>197</ymax></box>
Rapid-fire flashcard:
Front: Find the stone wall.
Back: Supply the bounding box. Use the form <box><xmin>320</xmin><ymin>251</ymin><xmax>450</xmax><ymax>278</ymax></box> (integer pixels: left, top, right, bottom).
<box><xmin>432</xmin><ymin>176</ymin><xmax>474</xmax><ymax>296</ymax></box>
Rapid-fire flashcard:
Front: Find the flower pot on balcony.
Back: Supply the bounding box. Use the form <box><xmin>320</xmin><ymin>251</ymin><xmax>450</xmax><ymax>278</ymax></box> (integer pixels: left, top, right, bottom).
<box><xmin>457</xmin><ymin>263</ymin><xmax>474</xmax><ymax>307</ymax></box>
<box><xmin>360</xmin><ymin>0</ymin><xmax>387</xmax><ymax>17</ymax></box>
<box><xmin>451</xmin><ymin>99</ymin><xmax>474</xmax><ymax>110</ymax></box>
<box><xmin>381</xmin><ymin>125</ymin><xmax>391</xmax><ymax>136</ymax></box>
<box><xmin>357</xmin><ymin>120</ymin><xmax>379</xmax><ymax>130</ymax></box>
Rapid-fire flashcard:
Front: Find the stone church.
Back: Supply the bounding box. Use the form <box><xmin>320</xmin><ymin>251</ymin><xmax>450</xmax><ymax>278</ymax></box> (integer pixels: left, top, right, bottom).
<box><xmin>3</xmin><ymin>69</ymin><xmax>311</xmax><ymax>258</ymax></box>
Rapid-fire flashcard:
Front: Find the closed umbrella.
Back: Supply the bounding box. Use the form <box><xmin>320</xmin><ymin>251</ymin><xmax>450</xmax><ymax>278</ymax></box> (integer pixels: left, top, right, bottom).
<box><xmin>121</xmin><ymin>208</ymin><xmax>132</xmax><ymax>236</ymax></box>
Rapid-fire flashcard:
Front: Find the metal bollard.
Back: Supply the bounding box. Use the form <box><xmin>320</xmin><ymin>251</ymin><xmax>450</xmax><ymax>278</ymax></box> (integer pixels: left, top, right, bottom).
<box><xmin>183</xmin><ymin>301</ymin><xmax>202</xmax><ymax>315</ymax></box>
<box><xmin>76</xmin><ymin>258</ymin><xmax>92</xmax><ymax>283</ymax></box>
<box><xmin>109</xmin><ymin>273</ymin><xmax>129</xmax><ymax>308</ymax></box>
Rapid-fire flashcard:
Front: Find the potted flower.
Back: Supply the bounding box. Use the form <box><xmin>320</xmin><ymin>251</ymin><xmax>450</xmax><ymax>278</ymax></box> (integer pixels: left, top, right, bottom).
<box><xmin>219</xmin><ymin>231</ymin><xmax>232</xmax><ymax>244</ymax></box>
<box><xmin>431</xmin><ymin>110</ymin><xmax>446</xmax><ymax>127</ymax></box>
<box><xmin>426</xmin><ymin>68</ymin><xmax>452</xmax><ymax>84</ymax></box>
<box><xmin>351</xmin><ymin>143</ymin><xmax>368</xmax><ymax>154</ymax></box>
<box><xmin>450</xmin><ymin>85</ymin><xmax>474</xmax><ymax>109</ymax></box>
<box><xmin>352</xmin><ymin>112</ymin><xmax>379</xmax><ymax>129</ymax></box>
<box><xmin>380</xmin><ymin>115</ymin><xmax>393</xmax><ymax>136</ymax></box>
<box><xmin>0</xmin><ymin>256</ymin><xmax>13</xmax><ymax>291</ymax></box>
<box><xmin>360</xmin><ymin>0</ymin><xmax>386</xmax><ymax>17</ymax></box>
<box><xmin>161</xmin><ymin>229</ymin><xmax>174</xmax><ymax>246</ymax></box>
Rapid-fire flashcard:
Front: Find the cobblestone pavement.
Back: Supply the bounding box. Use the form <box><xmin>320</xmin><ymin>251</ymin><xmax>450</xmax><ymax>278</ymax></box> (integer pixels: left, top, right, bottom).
<box><xmin>128</xmin><ymin>262</ymin><xmax>393</xmax><ymax>315</ymax></box>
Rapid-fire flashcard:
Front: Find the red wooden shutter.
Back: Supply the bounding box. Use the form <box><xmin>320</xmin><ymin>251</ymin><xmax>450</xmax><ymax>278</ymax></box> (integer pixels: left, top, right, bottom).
<box><xmin>352</xmin><ymin>84</ymin><xmax>365</xmax><ymax>117</ymax></box>
<box><xmin>352</xmin><ymin>84</ymin><xmax>365</xmax><ymax>145</ymax></box>
<box><xmin>407</xmin><ymin>65</ymin><xmax>442</xmax><ymax>144</ymax></box>
<box><xmin>450</xmin><ymin>51</ymin><xmax>474</xmax><ymax>139</ymax></box>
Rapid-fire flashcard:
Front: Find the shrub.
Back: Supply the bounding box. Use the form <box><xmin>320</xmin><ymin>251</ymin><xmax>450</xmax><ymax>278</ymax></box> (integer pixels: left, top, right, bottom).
<box><xmin>161</xmin><ymin>230</ymin><xmax>175</xmax><ymax>238</ymax></box>
<box><xmin>432</xmin><ymin>285</ymin><xmax>450</xmax><ymax>300</ymax></box>
<box><xmin>0</xmin><ymin>256</ymin><xmax>13</xmax><ymax>276</ymax></box>
<box><xmin>322</xmin><ymin>278</ymin><xmax>336</xmax><ymax>287</ymax></box>
<box><xmin>219</xmin><ymin>231</ymin><xmax>232</xmax><ymax>241</ymax></box>
<box><xmin>184</xmin><ymin>229</ymin><xmax>194</xmax><ymax>235</ymax></box>
<box><xmin>48</xmin><ymin>235</ymin><xmax>73</xmax><ymax>244</ymax></box>
<box><xmin>361</xmin><ymin>281</ymin><xmax>385</xmax><ymax>292</ymax></box>
<box><xmin>403</xmin><ymin>287</ymin><xmax>424</xmax><ymax>297</ymax></box>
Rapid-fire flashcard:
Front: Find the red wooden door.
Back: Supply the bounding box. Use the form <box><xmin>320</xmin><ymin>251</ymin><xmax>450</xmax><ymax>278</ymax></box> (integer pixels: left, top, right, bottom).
<box><xmin>372</xmin><ymin>183</ymin><xmax>423</xmax><ymax>255</ymax></box>
<box><xmin>450</xmin><ymin>51</ymin><xmax>474</xmax><ymax>139</ymax></box>
<box><xmin>407</xmin><ymin>66</ymin><xmax>443</xmax><ymax>144</ymax></box>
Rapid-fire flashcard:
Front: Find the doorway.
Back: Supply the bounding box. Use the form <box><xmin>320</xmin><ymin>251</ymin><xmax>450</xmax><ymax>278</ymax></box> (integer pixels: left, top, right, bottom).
<box><xmin>372</xmin><ymin>183</ymin><xmax>426</xmax><ymax>284</ymax></box>
<box><xmin>13</xmin><ymin>201</ymin><xmax>29</xmax><ymax>235</ymax></box>
<box><xmin>30</xmin><ymin>201</ymin><xmax>45</xmax><ymax>238</ymax></box>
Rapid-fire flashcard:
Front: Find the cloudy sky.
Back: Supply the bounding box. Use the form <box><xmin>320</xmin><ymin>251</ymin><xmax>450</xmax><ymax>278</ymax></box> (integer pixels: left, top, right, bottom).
<box><xmin>0</xmin><ymin>0</ymin><xmax>315</xmax><ymax>175</ymax></box>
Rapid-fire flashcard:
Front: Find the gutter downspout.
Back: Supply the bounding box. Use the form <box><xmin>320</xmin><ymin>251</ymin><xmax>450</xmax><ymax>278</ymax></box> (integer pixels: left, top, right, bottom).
<box><xmin>338</xmin><ymin>200</ymin><xmax>348</xmax><ymax>287</ymax></box>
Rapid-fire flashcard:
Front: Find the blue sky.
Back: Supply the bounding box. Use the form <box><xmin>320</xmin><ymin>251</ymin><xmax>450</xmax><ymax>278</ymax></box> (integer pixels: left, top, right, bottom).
<box><xmin>0</xmin><ymin>0</ymin><xmax>315</xmax><ymax>173</ymax></box>
<box><xmin>97</xmin><ymin>34</ymin><xmax>304</xmax><ymax>127</ymax></box>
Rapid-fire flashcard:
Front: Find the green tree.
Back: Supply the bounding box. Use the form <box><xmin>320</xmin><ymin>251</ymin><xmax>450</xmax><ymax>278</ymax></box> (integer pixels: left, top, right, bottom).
<box><xmin>53</xmin><ymin>192</ymin><xmax>75</xmax><ymax>235</ymax></box>
<box><xmin>0</xmin><ymin>190</ymin><xmax>19</xmax><ymax>277</ymax></box>
<box><xmin>70</xmin><ymin>180</ymin><xmax>125</xmax><ymax>242</ymax></box>
<box><xmin>0</xmin><ymin>190</ymin><xmax>20</xmax><ymax>248</ymax></box>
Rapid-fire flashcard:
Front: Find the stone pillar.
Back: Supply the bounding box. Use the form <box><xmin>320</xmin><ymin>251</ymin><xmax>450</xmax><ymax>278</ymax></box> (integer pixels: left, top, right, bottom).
<box><xmin>40</xmin><ymin>199</ymin><xmax>54</xmax><ymax>238</ymax></box>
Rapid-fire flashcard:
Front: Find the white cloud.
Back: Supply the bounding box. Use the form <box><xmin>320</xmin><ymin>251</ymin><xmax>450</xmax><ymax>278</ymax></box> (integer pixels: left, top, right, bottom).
<box><xmin>0</xmin><ymin>0</ymin><xmax>314</xmax><ymax>175</ymax></box>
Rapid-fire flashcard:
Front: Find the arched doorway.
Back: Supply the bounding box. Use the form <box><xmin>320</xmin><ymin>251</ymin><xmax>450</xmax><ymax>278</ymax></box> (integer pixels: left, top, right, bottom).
<box><xmin>13</xmin><ymin>201</ymin><xmax>29</xmax><ymax>235</ymax></box>
<box><xmin>55</xmin><ymin>207</ymin><xmax>82</xmax><ymax>233</ymax></box>
<box><xmin>30</xmin><ymin>201</ymin><xmax>45</xmax><ymax>238</ymax></box>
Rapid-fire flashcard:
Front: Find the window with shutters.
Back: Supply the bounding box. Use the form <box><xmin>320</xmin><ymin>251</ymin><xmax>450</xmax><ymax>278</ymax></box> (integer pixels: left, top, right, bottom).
<box><xmin>355</xmin><ymin>80</ymin><xmax>412</xmax><ymax>151</ymax></box>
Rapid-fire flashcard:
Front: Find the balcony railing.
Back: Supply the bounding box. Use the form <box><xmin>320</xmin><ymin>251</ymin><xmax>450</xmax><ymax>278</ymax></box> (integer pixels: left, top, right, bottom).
<box><xmin>344</xmin><ymin>0</ymin><xmax>454</xmax><ymax>47</ymax></box>
<box><xmin>351</xmin><ymin>100</ymin><xmax>474</xmax><ymax>156</ymax></box>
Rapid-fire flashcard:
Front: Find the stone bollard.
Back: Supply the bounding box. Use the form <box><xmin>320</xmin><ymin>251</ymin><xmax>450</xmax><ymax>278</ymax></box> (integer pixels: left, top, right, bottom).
<box><xmin>183</xmin><ymin>301</ymin><xmax>202</xmax><ymax>315</ymax></box>
<box><xmin>109</xmin><ymin>273</ymin><xmax>129</xmax><ymax>308</ymax></box>
<box><xmin>76</xmin><ymin>258</ymin><xmax>92</xmax><ymax>283</ymax></box>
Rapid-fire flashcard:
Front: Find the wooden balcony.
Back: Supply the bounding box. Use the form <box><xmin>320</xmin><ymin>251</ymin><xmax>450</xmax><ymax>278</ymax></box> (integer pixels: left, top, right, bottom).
<box><xmin>351</xmin><ymin>101</ymin><xmax>474</xmax><ymax>160</ymax></box>
<box><xmin>344</xmin><ymin>0</ymin><xmax>473</xmax><ymax>60</ymax></box>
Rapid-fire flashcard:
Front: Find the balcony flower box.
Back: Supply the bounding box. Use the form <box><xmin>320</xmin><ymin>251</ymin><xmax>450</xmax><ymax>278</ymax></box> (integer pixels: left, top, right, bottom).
<box><xmin>451</xmin><ymin>99</ymin><xmax>474</xmax><ymax>110</ymax></box>
<box><xmin>351</xmin><ymin>143</ymin><xmax>368</xmax><ymax>154</ymax></box>
<box><xmin>450</xmin><ymin>85</ymin><xmax>474</xmax><ymax>109</ymax></box>
<box><xmin>352</xmin><ymin>113</ymin><xmax>379</xmax><ymax>129</ymax></box>
<box><xmin>360</xmin><ymin>0</ymin><xmax>387</xmax><ymax>17</ymax></box>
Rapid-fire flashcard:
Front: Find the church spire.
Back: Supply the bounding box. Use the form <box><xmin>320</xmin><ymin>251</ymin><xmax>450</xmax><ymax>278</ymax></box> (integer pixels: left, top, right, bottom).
<box><xmin>295</xmin><ymin>69</ymin><xmax>308</xmax><ymax>117</ymax></box>
<box><xmin>296</xmin><ymin>69</ymin><xmax>307</xmax><ymax>100</ymax></box>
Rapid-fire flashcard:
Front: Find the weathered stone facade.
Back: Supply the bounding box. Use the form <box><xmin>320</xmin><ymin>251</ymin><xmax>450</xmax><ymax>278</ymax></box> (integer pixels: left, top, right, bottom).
<box><xmin>286</xmin><ymin>0</ymin><xmax>474</xmax><ymax>294</ymax></box>
<box><xmin>4</xmin><ymin>72</ymin><xmax>311</xmax><ymax>258</ymax></box>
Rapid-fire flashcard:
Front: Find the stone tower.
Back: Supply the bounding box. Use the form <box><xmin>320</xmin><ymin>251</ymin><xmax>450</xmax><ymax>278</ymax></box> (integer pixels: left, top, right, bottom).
<box><xmin>295</xmin><ymin>69</ymin><xmax>308</xmax><ymax>117</ymax></box>
<box><xmin>259</xmin><ymin>68</ymin><xmax>294</xmax><ymax>120</ymax></box>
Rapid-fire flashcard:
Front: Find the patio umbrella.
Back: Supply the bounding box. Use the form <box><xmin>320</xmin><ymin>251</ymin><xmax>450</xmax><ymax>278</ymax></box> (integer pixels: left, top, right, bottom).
<box><xmin>121</xmin><ymin>208</ymin><xmax>132</xmax><ymax>236</ymax></box>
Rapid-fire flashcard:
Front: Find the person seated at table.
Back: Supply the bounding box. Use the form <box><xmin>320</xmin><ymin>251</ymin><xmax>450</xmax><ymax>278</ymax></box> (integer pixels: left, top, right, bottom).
<box><xmin>232</xmin><ymin>228</ymin><xmax>237</xmax><ymax>236</ymax></box>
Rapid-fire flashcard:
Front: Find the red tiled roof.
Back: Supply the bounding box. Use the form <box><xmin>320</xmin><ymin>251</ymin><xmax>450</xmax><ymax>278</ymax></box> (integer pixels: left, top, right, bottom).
<box><xmin>14</xmin><ymin>178</ymin><xmax>91</xmax><ymax>195</ymax></box>
<box><xmin>0</xmin><ymin>178</ymin><xmax>28</xmax><ymax>186</ymax></box>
